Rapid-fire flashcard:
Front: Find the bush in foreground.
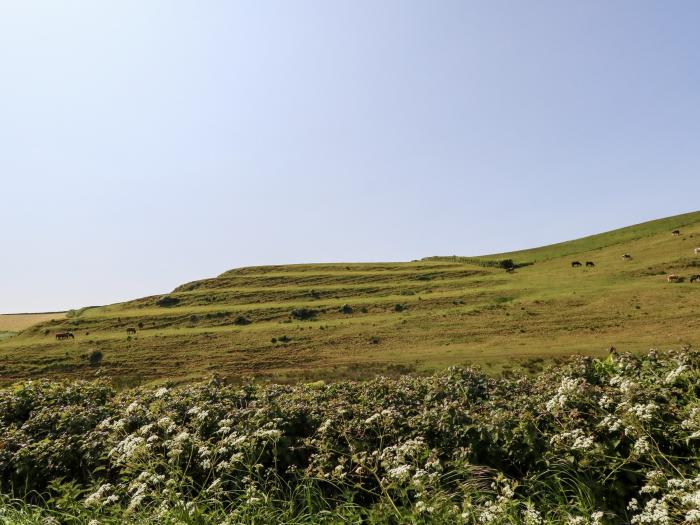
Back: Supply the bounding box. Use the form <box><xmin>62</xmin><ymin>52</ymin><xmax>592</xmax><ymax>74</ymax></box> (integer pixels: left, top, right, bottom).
<box><xmin>0</xmin><ymin>349</ymin><xmax>698</xmax><ymax>524</ymax></box>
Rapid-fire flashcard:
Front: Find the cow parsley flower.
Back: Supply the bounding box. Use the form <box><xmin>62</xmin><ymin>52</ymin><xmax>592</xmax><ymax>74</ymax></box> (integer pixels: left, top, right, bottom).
<box><xmin>630</xmin><ymin>498</ymin><xmax>670</xmax><ymax>525</ymax></box>
<box><xmin>665</xmin><ymin>365</ymin><xmax>688</xmax><ymax>384</ymax></box>
<box><xmin>365</xmin><ymin>413</ymin><xmax>381</xmax><ymax>424</ymax></box>
<box><xmin>628</xmin><ymin>403</ymin><xmax>658</xmax><ymax>422</ymax></box>
<box><xmin>633</xmin><ymin>437</ymin><xmax>651</xmax><ymax>456</ymax></box>
<box><xmin>522</xmin><ymin>504</ymin><xmax>542</xmax><ymax>524</ymax></box>
<box><xmin>387</xmin><ymin>464</ymin><xmax>412</xmax><ymax>482</ymax></box>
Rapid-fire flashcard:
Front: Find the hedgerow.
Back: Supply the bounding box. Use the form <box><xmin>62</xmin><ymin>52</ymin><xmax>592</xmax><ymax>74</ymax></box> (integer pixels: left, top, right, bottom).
<box><xmin>0</xmin><ymin>349</ymin><xmax>698</xmax><ymax>524</ymax></box>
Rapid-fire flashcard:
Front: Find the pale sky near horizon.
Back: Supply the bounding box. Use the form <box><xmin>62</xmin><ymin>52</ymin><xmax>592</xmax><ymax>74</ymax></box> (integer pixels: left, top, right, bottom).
<box><xmin>1</xmin><ymin>1</ymin><xmax>699</xmax><ymax>313</ymax></box>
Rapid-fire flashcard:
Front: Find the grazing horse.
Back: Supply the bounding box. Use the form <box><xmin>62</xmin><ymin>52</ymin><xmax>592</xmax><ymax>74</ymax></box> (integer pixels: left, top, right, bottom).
<box><xmin>667</xmin><ymin>274</ymin><xmax>683</xmax><ymax>283</ymax></box>
<box><xmin>55</xmin><ymin>332</ymin><xmax>74</xmax><ymax>340</ymax></box>
<box><xmin>585</xmin><ymin>261</ymin><xmax>595</xmax><ymax>267</ymax></box>
<box><xmin>672</xmin><ymin>230</ymin><xmax>681</xmax><ymax>236</ymax></box>
<box><xmin>622</xmin><ymin>254</ymin><xmax>632</xmax><ymax>260</ymax></box>
<box><xmin>690</xmin><ymin>275</ymin><xmax>700</xmax><ymax>283</ymax></box>
<box><xmin>126</xmin><ymin>327</ymin><xmax>136</xmax><ymax>335</ymax></box>
<box><xmin>571</xmin><ymin>261</ymin><xmax>582</xmax><ymax>267</ymax></box>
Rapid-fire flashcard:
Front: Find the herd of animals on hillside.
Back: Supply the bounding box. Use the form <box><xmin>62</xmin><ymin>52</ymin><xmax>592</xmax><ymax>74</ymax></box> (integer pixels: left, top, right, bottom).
<box><xmin>570</xmin><ymin>229</ymin><xmax>700</xmax><ymax>283</ymax></box>
<box><xmin>48</xmin><ymin>229</ymin><xmax>700</xmax><ymax>342</ymax></box>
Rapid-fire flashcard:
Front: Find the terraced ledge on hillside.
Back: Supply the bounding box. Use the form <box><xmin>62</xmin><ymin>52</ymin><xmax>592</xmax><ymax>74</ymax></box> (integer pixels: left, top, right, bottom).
<box><xmin>1</xmin><ymin>211</ymin><xmax>699</xmax><ymax>385</ymax></box>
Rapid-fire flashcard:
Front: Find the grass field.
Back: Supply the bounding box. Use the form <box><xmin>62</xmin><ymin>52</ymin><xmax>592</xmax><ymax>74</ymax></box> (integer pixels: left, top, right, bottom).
<box><xmin>0</xmin><ymin>312</ymin><xmax>66</xmax><ymax>332</ymax></box>
<box><xmin>0</xmin><ymin>312</ymin><xmax>66</xmax><ymax>343</ymax></box>
<box><xmin>1</xmin><ymin>211</ymin><xmax>699</xmax><ymax>385</ymax></box>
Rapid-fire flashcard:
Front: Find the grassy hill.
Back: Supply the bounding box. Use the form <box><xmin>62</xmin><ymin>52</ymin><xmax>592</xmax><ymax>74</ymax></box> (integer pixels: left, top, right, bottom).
<box><xmin>1</xmin><ymin>211</ymin><xmax>700</xmax><ymax>386</ymax></box>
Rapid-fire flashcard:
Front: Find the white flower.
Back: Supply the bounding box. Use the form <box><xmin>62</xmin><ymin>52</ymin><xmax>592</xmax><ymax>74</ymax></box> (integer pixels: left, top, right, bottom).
<box><xmin>84</xmin><ymin>483</ymin><xmax>113</xmax><ymax>508</ymax></box>
<box><xmin>173</xmin><ymin>431</ymin><xmax>190</xmax><ymax>443</ymax></box>
<box><xmin>255</xmin><ymin>428</ymin><xmax>282</xmax><ymax>440</ymax></box>
<box><xmin>599</xmin><ymin>395</ymin><xmax>614</xmax><ymax>409</ymax></box>
<box><xmin>127</xmin><ymin>493</ymin><xmax>145</xmax><ymax>513</ymax></box>
<box><xmin>318</xmin><ymin>418</ymin><xmax>333</xmax><ymax>433</ymax></box>
<box><xmin>572</xmin><ymin>433</ymin><xmax>595</xmax><ymax>451</ymax></box>
<box><xmin>387</xmin><ymin>464</ymin><xmax>412</xmax><ymax>482</ymax></box>
<box><xmin>551</xmin><ymin>429</ymin><xmax>595</xmax><ymax>450</ymax></box>
<box><xmin>599</xmin><ymin>415</ymin><xmax>622</xmax><ymax>432</ymax></box>
<box><xmin>630</xmin><ymin>497</ymin><xmax>670</xmax><ymax>525</ymax></box>
<box><xmin>157</xmin><ymin>416</ymin><xmax>176</xmax><ymax>433</ymax></box>
<box><xmin>522</xmin><ymin>504</ymin><xmax>542</xmax><ymax>524</ymax></box>
<box><xmin>364</xmin><ymin>413</ymin><xmax>381</xmax><ymax>424</ymax></box>
<box><xmin>633</xmin><ymin>437</ymin><xmax>651</xmax><ymax>456</ymax></box>
<box><xmin>546</xmin><ymin>377</ymin><xmax>587</xmax><ymax>412</ymax></box>
<box><xmin>628</xmin><ymin>403</ymin><xmax>658</xmax><ymax>422</ymax></box>
<box><xmin>665</xmin><ymin>365</ymin><xmax>688</xmax><ymax>384</ymax></box>
<box><xmin>154</xmin><ymin>386</ymin><xmax>168</xmax><ymax>397</ymax></box>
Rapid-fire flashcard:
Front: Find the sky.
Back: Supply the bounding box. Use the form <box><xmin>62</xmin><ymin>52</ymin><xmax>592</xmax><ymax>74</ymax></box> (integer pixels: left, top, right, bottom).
<box><xmin>1</xmin><ymin>1</ymin><xmax>699</xmax><ymax>313</ymax></box>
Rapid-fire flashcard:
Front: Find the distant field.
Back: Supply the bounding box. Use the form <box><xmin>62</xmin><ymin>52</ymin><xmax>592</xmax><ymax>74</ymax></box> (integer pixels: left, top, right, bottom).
<box><xmin>1</xmin><ymin>211</ymin><xmax>699</xmax><ymax>385</ymax></box>
<box><xmin>0</xmin><ymin>312</ymin><xmax>66</xmax><ymax>332</ymax></box>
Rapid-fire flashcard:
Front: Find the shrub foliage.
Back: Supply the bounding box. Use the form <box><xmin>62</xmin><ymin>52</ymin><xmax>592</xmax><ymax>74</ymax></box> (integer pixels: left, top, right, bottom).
<box><xmin>0</xmin><ymin>349</ymin><xmax>698</xmax><ymax>523</ymax></box>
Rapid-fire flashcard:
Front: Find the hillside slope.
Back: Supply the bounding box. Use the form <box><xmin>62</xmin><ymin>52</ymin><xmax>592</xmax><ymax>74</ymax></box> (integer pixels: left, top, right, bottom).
<box><xmin>1</xmin><ymin>211</ymin><xmax>699</xmax><ymax>385</ymax></box>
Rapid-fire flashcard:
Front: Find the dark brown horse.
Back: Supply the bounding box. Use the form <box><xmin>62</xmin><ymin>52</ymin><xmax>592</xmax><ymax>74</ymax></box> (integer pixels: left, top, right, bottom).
<box><xmin>571</xmin><ymin>261</ymin><xmax>582</xmax><ymax>268</ymax></box>
<box><xmin>126</xmin><ymin>327</ymin><xmax>136</xmax><ymax>335</ymax></box>
<box><xmin>55</xmin><ymin>332</ymin><xmax>74</xmax><ymax>340</ymax></box>
<box><xmin>585</xmin><ymin>261</ymin><xmax>595</xmax><ymax>267</ymax></box>
<box><xmin>690</xmin><ymin>275</ymin><xmax>700</xmax><ymax>283</ymax></box>
<box><xmin>672</xmin><ymin>230</ymin><xmax>681</xmax><ymax>236</ymax></box>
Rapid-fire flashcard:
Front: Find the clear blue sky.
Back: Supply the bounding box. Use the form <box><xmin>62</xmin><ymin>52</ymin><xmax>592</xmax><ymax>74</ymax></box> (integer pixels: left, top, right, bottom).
<box><xmin>1</xmin><ymin>1</ymin><xmax>699</xmax><ymax>313</ymax></box>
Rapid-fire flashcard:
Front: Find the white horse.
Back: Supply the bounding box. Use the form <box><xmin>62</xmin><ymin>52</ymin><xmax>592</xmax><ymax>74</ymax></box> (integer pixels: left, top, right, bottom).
<box><xmin>694</xmin><ymin>247</ymin><xmax>700</xmax><ymax>255</ymax></box>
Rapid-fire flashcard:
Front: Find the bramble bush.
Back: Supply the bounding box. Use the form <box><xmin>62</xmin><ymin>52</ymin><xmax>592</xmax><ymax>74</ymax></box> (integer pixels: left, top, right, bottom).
<box><xmin>0</xmin><ymin>349</ymin><xmax>698</xmax><ymax>524</ymax></box>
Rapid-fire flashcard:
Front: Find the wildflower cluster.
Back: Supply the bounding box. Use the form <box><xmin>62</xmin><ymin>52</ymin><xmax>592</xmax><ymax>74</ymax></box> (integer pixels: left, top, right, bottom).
<box><xmin>0</xmin><ymin>349</ymin><xmax>698</xmax><ymax>523</ymax></box>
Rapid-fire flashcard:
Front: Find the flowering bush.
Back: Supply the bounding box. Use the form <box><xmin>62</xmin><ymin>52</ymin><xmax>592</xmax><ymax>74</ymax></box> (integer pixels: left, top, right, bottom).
<box><xmin>0</xmin><ymin>349</ymin><xmax>698</xmax><ymax>524</ymax></box>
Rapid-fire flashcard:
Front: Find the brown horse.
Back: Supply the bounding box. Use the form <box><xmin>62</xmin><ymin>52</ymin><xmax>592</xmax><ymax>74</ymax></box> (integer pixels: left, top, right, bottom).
<box><xmin>585</xmin><ymin>261</ymin><xmax>595</xmax><ymax>267</ymax></box>
<box><xmin>55</xmin><ymin>332</ymin><xmax>74</xmax><ymax>340</ymax></box>
<box><xmin>622</xmin><ymin>254</ymin><xmax>632</xmax><ymax>260</ymax></box>
<box><xmin>571</xmin><ymin>261</ymin><xmax>582</xmax><ymax>268</ymax></box>
<box><xmin>672</xmin><ymin>230</ymin><xmax>681</xmax><ymax>236</ymax></box>
<box><xmin>667</xmin><ymin>274</ymin><xmax>683</xmax><ymax>283</ymax></box>
<box><xmin>126</xmin><ymin>327</ymin><xmax>137</xmax><ymax>335</ymax></box>
<box><xmin>690</xmin><ymin>275</ymin><xmax>700</xmax><ymax>283</ymax></box>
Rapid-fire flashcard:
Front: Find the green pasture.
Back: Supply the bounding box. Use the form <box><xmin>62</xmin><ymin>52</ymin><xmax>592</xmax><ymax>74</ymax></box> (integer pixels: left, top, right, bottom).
<box><xmin>1</xmin><ymin>211</ymin><xmax>699</xmax><ymax>385</ymax></box>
